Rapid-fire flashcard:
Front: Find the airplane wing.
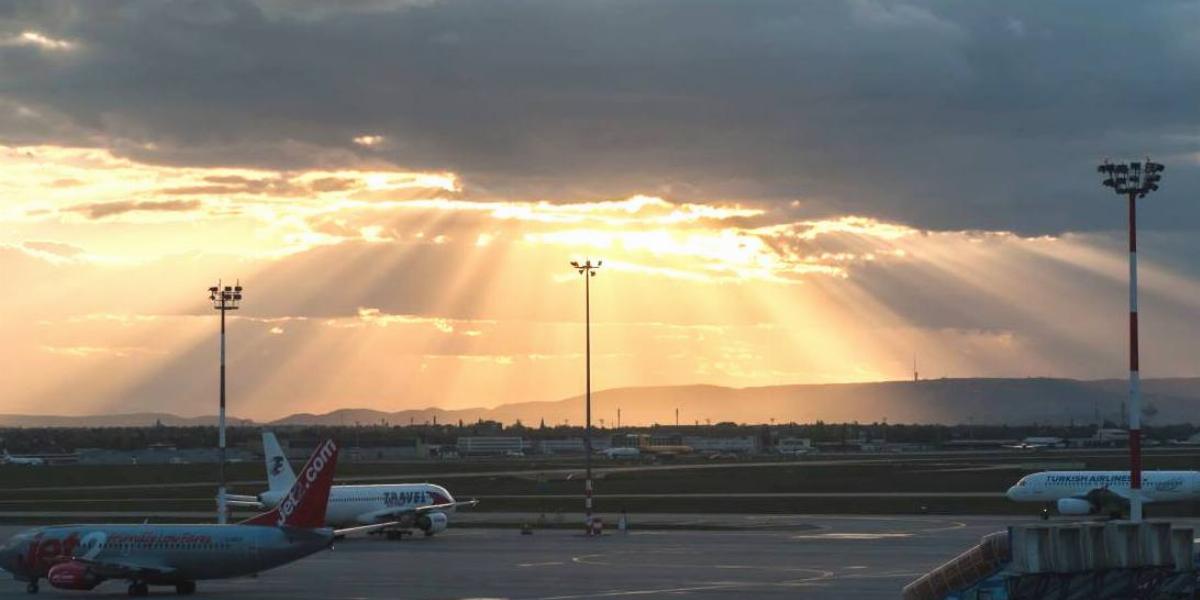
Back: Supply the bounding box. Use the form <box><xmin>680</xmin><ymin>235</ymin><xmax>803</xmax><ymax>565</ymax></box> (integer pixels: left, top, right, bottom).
<box><xmin>69</xmin><ymin>556</ymin><xmax>175</xmax><ymax>579</ymax></box>
<box><xmin>334</xmin><ymin>521</ymin><xmax>404</xmax><ymax>538</ymax></box>
<box><xmin>1077</xmin><ymin>486</ymin><xmax>1145</xmax><ymax>516</ymax></box>
<box><xmin>354</xmin><ymin>500</ymin><xmax>479</xmax><ymax>525</ymax></box>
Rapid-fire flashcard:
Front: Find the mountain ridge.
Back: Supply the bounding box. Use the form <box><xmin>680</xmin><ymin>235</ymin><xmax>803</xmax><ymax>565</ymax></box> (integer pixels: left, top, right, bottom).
<box><xmin>4</xmin><ymin>377</ymin><xmax>1200</xmax><ymax>428</ymax></box>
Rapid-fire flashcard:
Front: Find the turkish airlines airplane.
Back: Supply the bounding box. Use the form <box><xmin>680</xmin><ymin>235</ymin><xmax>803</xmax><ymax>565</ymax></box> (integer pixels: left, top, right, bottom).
<box><xmin>225</xmin><ymin>432</ymin><xmax>476</xmax><ymax>539</ymax></box>
<box><xmin>1006</xmin><ymin>470</ymin><xmax>1200</xmax><ymax>517</ymax></box>
<box><xmin>1</xmin><ymin>451</ymin><xmax>45</xmax><ymax>466</ymax></box>
<box><xmin>0</xmin><ymin>439</ymin><xmax>394</xmax><ymax>596</ymax></box>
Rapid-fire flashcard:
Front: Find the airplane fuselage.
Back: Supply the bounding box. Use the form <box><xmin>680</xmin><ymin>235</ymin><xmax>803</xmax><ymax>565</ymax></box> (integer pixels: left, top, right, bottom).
<box><xmin>0</xmin><ymin>524</ymin><xmax>333</xmax><ymax>584</ymax></box>
<box><xmin>259</xmin><ymin>483</ymin><xmax>455</xmax><ymax>527</ymax></box>
<box><xmin>1007</xmin><ymin>470</ymin><xmax>1200</xmax><ymax>503</ymax></box>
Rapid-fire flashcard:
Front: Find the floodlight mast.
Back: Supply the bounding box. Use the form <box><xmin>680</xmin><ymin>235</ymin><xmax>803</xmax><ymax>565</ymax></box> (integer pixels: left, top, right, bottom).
<box><xmin>570</xmin><ymin>258</ymin><xmax>602</xmax><ymax>535</ymax></box>
<box><xmin>208</xmin><ymin>280</ymin><xmax>243</xmax><ymax>524</ymax></box>
<box><xmin>1097</xmin><ymin>158</ymin><xmax>1164</xmax><ymax>522</ymax></box>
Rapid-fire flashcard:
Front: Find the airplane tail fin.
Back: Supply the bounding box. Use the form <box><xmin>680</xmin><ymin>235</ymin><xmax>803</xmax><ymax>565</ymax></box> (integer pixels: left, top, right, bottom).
<box><xmin>241</xmin><ymin>439</ymin><xmax>339</xmax><ymax>529</ymax></box>
<box><xmin>262</xmin><ymin>431</ymin><xmax>297</xmax><ymax>493</ymax></box>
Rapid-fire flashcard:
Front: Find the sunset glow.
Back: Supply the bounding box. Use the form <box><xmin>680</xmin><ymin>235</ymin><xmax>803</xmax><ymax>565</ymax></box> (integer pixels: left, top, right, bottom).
<box><xmin>1</xmin><ymin>141</ymin><xmax>1197</xmax><ymax>421</ymax></box>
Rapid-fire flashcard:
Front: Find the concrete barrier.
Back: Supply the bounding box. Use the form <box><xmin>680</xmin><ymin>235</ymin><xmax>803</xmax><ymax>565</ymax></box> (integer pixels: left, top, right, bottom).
<box><xmin>905</xmin><ymin>521</ymin><xmax>1195</xmax><ymax>600</ymax></box>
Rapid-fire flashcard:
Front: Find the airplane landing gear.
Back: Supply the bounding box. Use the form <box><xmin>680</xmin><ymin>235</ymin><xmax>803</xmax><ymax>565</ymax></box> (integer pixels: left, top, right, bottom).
<box><xmin>176</xmin><ymin>581</ymin><xmax>196</xmax><ymax>595</ymax></box>
<box><xmin>128</xmin><ymin>581</ymin><xmax>149</xmax><ymax>597</ymax></box>
<box><xmin>25</xmin><ymin>579</ymin><xmax>38</xmax><ymax>594</ymax></box>
<box><xmin>1040</xmin><ymin>508</ymin><xmax>1049</xmax><ymax>520</ymax></box>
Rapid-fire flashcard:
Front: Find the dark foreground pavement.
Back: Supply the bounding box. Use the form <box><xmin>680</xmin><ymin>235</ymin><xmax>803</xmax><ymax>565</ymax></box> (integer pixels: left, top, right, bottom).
<box><xmin>0</xmin><ymin>515</ymin><xmax>1131</xmax><ymax>599</ymax></box>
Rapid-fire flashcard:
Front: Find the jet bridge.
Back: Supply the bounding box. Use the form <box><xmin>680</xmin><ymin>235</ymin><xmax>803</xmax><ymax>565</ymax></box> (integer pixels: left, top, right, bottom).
<box><xmin>903</xmin><ymin>521</ymin><xmax>1196</xmax><ymax>600</ymax></box>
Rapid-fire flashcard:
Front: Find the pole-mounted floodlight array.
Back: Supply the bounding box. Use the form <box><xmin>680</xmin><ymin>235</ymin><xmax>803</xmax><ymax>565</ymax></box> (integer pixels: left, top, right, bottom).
<box><xmin>569</xmin><ymin>259</ymin><xmax>601</xmax><ymax>535</ymax></box>
<box><xmin>208</xmin><ymin>280</ymin><xmax>243</xmax><ymax>524</ymax></box>
<box><xmin>1096</xmin><ymin>158</ymin><xmax>1164</xmax><ymax>523</ymax></box>
<box><xmin>1098</xmin><ymin>159</ymin><xmax>1163</xmax><ymax>198</ymax></box>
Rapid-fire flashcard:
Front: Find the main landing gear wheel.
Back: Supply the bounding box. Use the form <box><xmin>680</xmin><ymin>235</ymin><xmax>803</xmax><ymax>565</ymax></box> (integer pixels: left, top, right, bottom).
<box><xmin>128</xmin><ymin>581</ymin><xmax>149</xmax><ymax>597</ymax></box>
<box><xmin>25</xmin><ymin>580</ymin><xmax>38</xmax><ymax>594</ymax></box>
<box><xmin>385</xmin><ymin>530</ymin><xmax>404</xmax><ymax>540</ymax></box>
<box><xmin>176</xmin><ymin>581</ymin><xmax>196</xmax><ymax>595</ymax></box>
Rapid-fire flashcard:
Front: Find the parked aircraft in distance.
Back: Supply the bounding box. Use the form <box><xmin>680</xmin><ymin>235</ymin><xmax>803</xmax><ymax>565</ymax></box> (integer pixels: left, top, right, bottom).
<box><xmin>225</xmin><ymin>432</ymin><xmax>476</xmax><ymax>539</ymax></box>
<box><xmin>1</xmin><ymin>451</ymin><xmax>44</xmax><ymax>466</ymax></box>
<box><xmin>1006</xmin><ymin>470</ymin><xmax>1200</xmax><ymax>517</ymax></box>
<box><xmin>0</xmin><ymin>439</ymin><xmax>396</xmax><ymax>596</ymax></box>
<box><xmin>601</xmin><ymin>447</ymin><xmax>641</xmax><ymax>459</ymax></box>
<box><xmin>1002</xmin><ymin>436</ymin><xmax>1065</xmax><ymax>451</ymax></box>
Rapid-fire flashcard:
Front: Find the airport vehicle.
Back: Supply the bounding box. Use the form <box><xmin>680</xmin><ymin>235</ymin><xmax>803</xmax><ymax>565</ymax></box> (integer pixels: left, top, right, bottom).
<box><xmin>600</xmin><ymin>447</ymin><xmax>641</xmax><ymax>459</ymax></box>
<box><xmin>226</xmin><ymin>432</ymin><xmax>475</xmax><ymax>539</ymax></box>
<box><xmin>1006</xmin><ymin>470</ymin><xmax>1200</xmax><ymax>517</ymax></box>
<box><xmin>1</xmin><ymin>451</ymin><xmax>45</xmax><ymax>466</ymax></box>
<box><xmin>0</xmin><ymin>439</ymin><xmax>394</xmax><ymax>596</ymax></box>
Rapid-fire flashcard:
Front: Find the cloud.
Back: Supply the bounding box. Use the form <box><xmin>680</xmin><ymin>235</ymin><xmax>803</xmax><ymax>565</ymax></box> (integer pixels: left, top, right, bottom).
<box><xmin>22</xmin><ymin>240</ymin><xmax>85</xmax><ymax>257</ymax></box>
<box><xmin>353</xmin><ymin>135</ymin><xmax>386</xmax><ymax>148</ymax></box>
<box><xmin>1</xmin><ymin>31</ymin><xmax>76</xmax><ymax>51</ymax></box>
<box><xmin>66</xmin><ymin>199</ymin><xmax>203</xmax><ymax>220</ymax></box>
<box><xmin>41</xmin><ymin>345</ymin><xmax>155</xmax><ymax>358</ymax></box>
<box><xmin>0</xmin><ymin>2</ymin><xmax>1197</xmax><ymax>233</ymax></box>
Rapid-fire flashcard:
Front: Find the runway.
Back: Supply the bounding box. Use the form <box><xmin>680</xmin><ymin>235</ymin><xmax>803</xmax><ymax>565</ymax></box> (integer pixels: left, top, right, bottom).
<box><xmin>0</xmin><ymin>515</ymin><xmax>1022</xmax><ymax>599</ymax></box>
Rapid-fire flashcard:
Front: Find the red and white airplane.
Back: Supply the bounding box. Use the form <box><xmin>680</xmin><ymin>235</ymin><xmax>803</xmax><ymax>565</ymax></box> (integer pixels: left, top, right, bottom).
<box><xmin>225</xmin><ymin>432</ymin><xmax>476</xmax><ymax>539</ymax></box>
<box><xmin>0</xmin><ymin>439</ymin><xmax>395</xmax><ymax>596</ymax></box>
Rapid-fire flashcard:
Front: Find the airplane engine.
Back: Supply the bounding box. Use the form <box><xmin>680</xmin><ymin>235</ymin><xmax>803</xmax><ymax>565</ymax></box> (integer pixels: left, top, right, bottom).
<box><xmin>1056</xmin><ymin>497</ymin><xmax>1095</xmax><ymax>515</ymax></box>
<box><xmin>416</xmin><ymin>511</ymin><xmax>448</xmax><ymax>536</ymax></box>
<box><xmin>48</xmin><ymin>561</ymin><xmax>102</xmax><ymax>590</ymax></box>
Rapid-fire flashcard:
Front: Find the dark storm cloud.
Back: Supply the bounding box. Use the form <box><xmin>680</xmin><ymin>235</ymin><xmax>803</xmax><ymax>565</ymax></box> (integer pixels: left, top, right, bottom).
<box><xmin>2</xmin><ymin>0</ymin><xmax>1199</xmax><ymax>233</ymax></box>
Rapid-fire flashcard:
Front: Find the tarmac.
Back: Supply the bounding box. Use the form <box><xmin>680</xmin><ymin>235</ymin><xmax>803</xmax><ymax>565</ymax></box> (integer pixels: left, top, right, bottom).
<box><xmin>0</xmin><ymin>514</ymin><xmax>1026</xmax><ymax>599</ymax></box>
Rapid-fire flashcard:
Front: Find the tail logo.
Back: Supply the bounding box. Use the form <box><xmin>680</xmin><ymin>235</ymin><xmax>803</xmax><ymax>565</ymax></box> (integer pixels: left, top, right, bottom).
<box><xmin>270</xmin><ymin>456</ymin><xmax>285</xmax><ymax>476</ymax></box>
<box><xmin>276</xmin><ymin>439</ymin><xmax>336</xmax><ymax>527</ymax></box>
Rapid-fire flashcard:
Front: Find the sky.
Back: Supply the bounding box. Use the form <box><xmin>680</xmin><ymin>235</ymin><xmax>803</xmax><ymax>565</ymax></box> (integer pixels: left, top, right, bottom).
<box><xmin>1</xmin><ymin>1</ymin><xmax>1199</xmax><ymax>420</ymax></box>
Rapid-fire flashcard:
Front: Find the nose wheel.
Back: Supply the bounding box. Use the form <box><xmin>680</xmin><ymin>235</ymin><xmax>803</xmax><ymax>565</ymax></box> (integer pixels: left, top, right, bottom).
<box><xmin>176</xmin><ymin>581</ymin><xmax>196</xmax><ymax>595</ymax></box>
<box><xmin>25</xmin><ymin>579</ymin><xmax>38</xmax><ymax>594</ymax></box>
<box><xmin>128</xmin><ymin>581</ymin><xmax>149</xmax><ymax>596</ymax></box>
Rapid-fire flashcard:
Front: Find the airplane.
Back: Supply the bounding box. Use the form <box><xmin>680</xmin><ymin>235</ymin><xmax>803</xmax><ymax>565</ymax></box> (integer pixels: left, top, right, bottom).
<box><xmin>600</xmin><ymin>447</ymin><xmax>641</xmax><ymax>459</ymax></box>
<box><xmin>224</xmin><ymin>432</ymin><xmax>476</xmax><ymax>540</ymax></box>
<box><xmin>1</xmin><ymin>451</ymin><xmax>45</xmax><ymax>466</ymax></box>
<box><xmin>0</xmin><ymin>439</ymin><xmax>396</xmax><ymax>596</ymax></box>
<box><xmin>1006</xmin><ymin>470</ymin><xmax>1200</xmax><ymax>518</ymax></box>
<box><xmin>1002</xmin><ymin>436</ymin><xmax>1065</xmax><ymax>451</ymax></box>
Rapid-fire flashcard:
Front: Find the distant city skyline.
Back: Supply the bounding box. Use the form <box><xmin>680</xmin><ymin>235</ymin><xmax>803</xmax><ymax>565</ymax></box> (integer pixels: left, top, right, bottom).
<box><xmin>2</xmin><ymin>2</ymin><xmax>1199</xmax><ymax>420</ymax></box>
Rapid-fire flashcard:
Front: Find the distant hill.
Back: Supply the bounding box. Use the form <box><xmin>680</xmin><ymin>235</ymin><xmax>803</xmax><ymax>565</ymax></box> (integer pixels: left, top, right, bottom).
<box><xmin>269</xmin><ymin>377</ymin><xmax>1200</xmax><ymax>427</ymax></box>
<box><xmin>6</xmin><ymin>377</ymin><xmax>1200</xmax><ymax>428</ymax></box>
<box><xmin>0</xmin><ymin>413</ymin><xmax>256</xmax><ymax>428</ymax></box>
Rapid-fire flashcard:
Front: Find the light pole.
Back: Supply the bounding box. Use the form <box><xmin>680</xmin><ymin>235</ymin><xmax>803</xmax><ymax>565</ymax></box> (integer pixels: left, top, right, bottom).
<box><xmin>208</xmin><ymin>280</ymin><xmax>243</xmax><ymax>524</ymax></box>
<box><xmin>1097</xmin><ymin>158</ymin><xmax>1164</xmax><ymax>522</ymax></box>
<box><xmin>570</xmin><ymin>258</ymin><xmax>601</xmax><ymax>534</ymax></box>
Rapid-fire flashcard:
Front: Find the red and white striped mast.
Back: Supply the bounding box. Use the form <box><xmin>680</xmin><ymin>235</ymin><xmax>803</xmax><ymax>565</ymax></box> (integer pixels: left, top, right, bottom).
<box><xmin>1098</xmin><ymin>158</ymin><xmax>1164</xmax><ymax>522</ymax></box>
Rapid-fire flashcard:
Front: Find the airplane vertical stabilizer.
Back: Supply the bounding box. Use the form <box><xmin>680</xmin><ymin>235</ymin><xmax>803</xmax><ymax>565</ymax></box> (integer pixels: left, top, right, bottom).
<box><xmin>262</xmin><ymin>431</ymin><xmax>298</xmax><ymax>493</ymax></box>
<box><xmin>242</xmin><ymin>439</ymin><xmax>339</xmax><ymax>528</ymax></box>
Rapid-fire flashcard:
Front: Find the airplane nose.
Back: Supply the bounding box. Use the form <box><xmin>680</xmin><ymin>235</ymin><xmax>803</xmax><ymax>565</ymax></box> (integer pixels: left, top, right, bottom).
<box><xmin>0</xmin><ymin>541</ymin><xmax>18</xmax><ymax>575</ymax></box>
<box><xmin>1005</xmin><ymin>486</ymin><xmax>1018</xmax><ymax>500</ymax></box>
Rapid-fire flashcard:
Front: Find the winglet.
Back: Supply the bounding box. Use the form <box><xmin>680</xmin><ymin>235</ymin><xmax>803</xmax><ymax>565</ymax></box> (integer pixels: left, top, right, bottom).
<box><xmin>241</xmin><ymin>439</ymin><xmax>338</xmax><ymax>528</ymax></box>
